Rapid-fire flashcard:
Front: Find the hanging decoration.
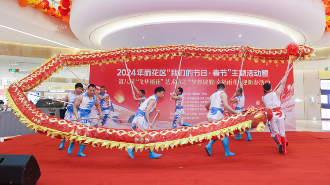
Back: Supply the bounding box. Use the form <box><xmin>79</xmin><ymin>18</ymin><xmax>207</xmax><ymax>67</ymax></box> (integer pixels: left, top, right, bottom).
<box><xmin>19</xmin><ymin>1</ymin><xmax>330</xmax><ymax>31</ymax></box>
<box><xmin>324</xmin><ymin>0</ymin><xmax>330</xmax><ymax>32</ymax></box>
<box><xmin>5</xmin><ymin>44</ymin><xmax>316</xmax><ymax>151</ymax></box>
<box><xmin>18</xmin><ymin>0</ymin><xmax>72</xmax><ymax>22</ymax></box>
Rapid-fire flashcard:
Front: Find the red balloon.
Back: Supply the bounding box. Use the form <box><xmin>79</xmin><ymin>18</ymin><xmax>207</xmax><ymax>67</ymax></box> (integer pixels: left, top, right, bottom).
<box><xmin>60</xmin><ymin>8</ymin><xmax>70</xmax><ymax>16</ymax></box>
<box><xmin>62</xmin><ymin>0</ymin><xmax>71</xmax><ymax>8</ymax></box>
<box><xmin>19</xmin><ymin>0</ymin><xmax>29</xmax><ymax>7</ymax></box>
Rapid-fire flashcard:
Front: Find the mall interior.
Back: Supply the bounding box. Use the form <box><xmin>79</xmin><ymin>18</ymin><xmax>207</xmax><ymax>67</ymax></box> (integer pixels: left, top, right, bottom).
<box><xmin>0</xmin><ymin>0</ymin><xmax>330</xmax><ymax>184</ymax></box>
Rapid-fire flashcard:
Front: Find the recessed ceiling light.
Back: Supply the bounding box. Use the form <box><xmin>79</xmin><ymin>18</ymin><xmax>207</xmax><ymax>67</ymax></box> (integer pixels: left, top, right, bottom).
<box><xmin>143</xmin><ymin>37</ymin><xmax>145</xmax><ymax>39</ymax></box>
<box><xmin>239</xmin><ymin>35</ymin><xmax>242</xmax><ymax>37</ymax></box>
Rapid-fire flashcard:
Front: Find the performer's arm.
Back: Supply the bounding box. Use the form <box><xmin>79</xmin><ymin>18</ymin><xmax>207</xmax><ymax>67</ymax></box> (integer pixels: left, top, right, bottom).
<box><xmin>132</xmin><ymin>92</ymin><xmax>146</xmax><ymax>102</ymax></box>
<box><xmin>205</xmin><ymin>100</ymin><xmax>211</xmax><ymax>110</ymax></box>
<box><xmin>53</xmin><ymin>94</ymin><xmax>68</xmax><ymax>104</ymax></box>
<box><xmin>221</xmin><ymin>93</ymin><xmax>238</xmax><ymax>114</ymax></box>
<box><xmin>275</xmin><ymin>71</ymin><xmax>289</xmax><ymax>99</ymax></box>
<box><xmin>155</xmin><ymin>107</ymin><xmax>161</xmax><ymax>113</ymax></box>
<box><xmin>61</xmin><ymin>94</ymin><xmax>69</xmax><ymax>102</ymax></box>
<box><xmin>175</xmin><ymin>79</ymin><xmax>180</xmax><ymax>90</ymax></box>
<box><xmin>131</xmin><ymin>81</ymin><xmax>140</xmax><ymax>95</ymax></box>
<box><xmin>95</xmin><ymin>92</ymin><xmax>109</xmax><ymax>100</ymax></box>
<box><xmin>73</xmin><ymin>95</ymin><xmax>83</xmax><ymax>122</ymax></box>
<box><xmin>171</xmin><ymin>94</ymin><xmax>182</xmax><ymax>101</ymax></box>
<box><xmin>229</xmin><ymin>94</ymin><xmax>238</xmax><ymax>103</ymax></box>
<box><xmin>145</xmin><ymin>99</ymin><xmax>156</xmax><ymax>128</ymax></box>
<box><xmin>95</xmin><ymin>99</ymin><xmax>104</xmax><ymax>119</ymax></box>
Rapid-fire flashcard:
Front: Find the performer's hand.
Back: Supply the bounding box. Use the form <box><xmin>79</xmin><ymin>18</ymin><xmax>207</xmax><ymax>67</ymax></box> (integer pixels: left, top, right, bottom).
<box><xmin>100</xmin><ymin>115</ymin><xmax>104</xmax><ymax>119</ymax></box>
<box><xmin>285</xmin><ymin>71</ymin><xmax>289</xmax><ymax>76</ymax></box>
<box><xmin>156</xmin><ymin>109</ymin><xmax>161</xmax><ymax>113</ymax></box>
<box><xmin>131</xmin><ymin>81</ymin><xmax>135</xmax><ymax>85</ymax></box>
<box><xmin>76</xmin><ymin>118</ymin><xmax>81</xmax><ymax>122</ymax></box>
<box><xmin>148</xmin><ymin>122</ymin><xmax>152</xmax><ymax>128</ymax></box>
<box><xmin>95</xmin><ymin>91</ymin><xmax>99</xmax><ymax>94</ymax></box>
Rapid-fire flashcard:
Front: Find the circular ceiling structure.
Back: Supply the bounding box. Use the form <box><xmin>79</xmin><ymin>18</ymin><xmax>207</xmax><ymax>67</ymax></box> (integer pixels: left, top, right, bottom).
<box><xmin>101</xmin><ymin>22</ymin><xmax>293</xmax><ymax>49</ymax></box>
<box><xmin>70</xmin><ymin>0</ymin><xmax>325</xmax><ymax>50</ymax></box>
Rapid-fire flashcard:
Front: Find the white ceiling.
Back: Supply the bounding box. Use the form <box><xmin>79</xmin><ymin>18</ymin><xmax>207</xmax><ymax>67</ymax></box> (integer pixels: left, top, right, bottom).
<box><xmin>70</xmin><ymin>0</ymin><xmax>325</xmax><ymax>49</ymax></box>
<box><xmin>101</xmin><ymin>22</ymin><xmax>293</xmax><ymax>49</ymax></box>
<box><xmin>0</xmin><ymin>0</ymin><xmax>90</xmax><ymax>49</ymax></box>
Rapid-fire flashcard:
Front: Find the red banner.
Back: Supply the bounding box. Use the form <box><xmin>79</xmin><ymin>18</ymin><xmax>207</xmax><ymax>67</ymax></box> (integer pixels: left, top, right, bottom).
<box><xmin>90</xmin><ymin>57</ymin><xmax>295</xmax><ymax>130</ymax></box>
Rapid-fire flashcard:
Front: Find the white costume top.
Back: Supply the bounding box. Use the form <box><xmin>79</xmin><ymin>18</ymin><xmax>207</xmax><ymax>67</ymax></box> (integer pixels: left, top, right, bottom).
<box><xmin>78</xmin><ymin>93</ymin><xmax>97</xmax><ymax>111</ymax></box>
<box><xmin>207</xmin><ymin>90</ymin><xmax>224</xmax><ymax>121</ymax></box>
<box><xmin>175</xmin><ymin>94</ymin><xmax>184</xmax><ymax>107</ymax></box>
<box><xmin>132</xmin><ymin>94</ymin><xmax>158</xmax><ymax>130</ymax></box>
<box><xmin>209</xmin><ymin>90</ymin><xmax>224</xmax><ymax>109</ymax></box>
<box><xmin>99</xmin><ymin>92</ymin><xmax>110</xmax><ymax>110</ymax></box>
<box><xmin>67</xmin><ymin>92</ymin><xmax>81</xmax><ymax>111</ymax></box>
<box><xmin>64</xmin><ymin>91</ymin><xmax>81</xmax><ymax>121</ymax></box>
<box><xmin>263</xmin><ymin>92</ymin><xmax>285</xmax><ymax>119</ymax></box>
<box><xmin>234</xmin><ymin>95</ymin><xmax>245</xmax><ymax>111</ymax></box>
<box><xmin>139</xmin><ymin>96</ymin><xmax>146</xmax><ymax>107</ymax></box>
<box><xmin>138</xmin><ymin>94</ymin><xmax>158</xmax><ymax>115</ymax></box>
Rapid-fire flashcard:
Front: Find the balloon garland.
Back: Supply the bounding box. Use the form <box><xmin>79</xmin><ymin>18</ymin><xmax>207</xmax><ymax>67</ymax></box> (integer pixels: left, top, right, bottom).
<box><xmin>18</xmin><ymin>0</ymin><xmax>72</xmax><ymax>23</ymax></box>
<box><xmin>5</xmin><ymin>44</ymin><xmax>316</xmax><ymax>151</ymax></box>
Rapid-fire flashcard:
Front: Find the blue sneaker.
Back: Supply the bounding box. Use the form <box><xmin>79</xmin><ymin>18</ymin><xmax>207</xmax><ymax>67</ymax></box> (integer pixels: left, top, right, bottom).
<box><xmin>58</xmin><ymin>140</ymin><xmax>65</xmax><ymax>150</ymax></box>
<box><xmin>149</xmin><ymin>149</ymin><xmax>162</xmax><ymax>159</ymax></box>
<box><xmin>173</xmin><ymin>125</ymin><xmax>177</xmax><ymax>129</ymax></box>
<box><xmin>132</xmin><ymin>126</ymin><xmax>137</xmax><ymax>129</ymax></box>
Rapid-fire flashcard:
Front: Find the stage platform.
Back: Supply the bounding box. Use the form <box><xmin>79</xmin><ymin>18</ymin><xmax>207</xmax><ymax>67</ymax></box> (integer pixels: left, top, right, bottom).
<box><xmin>1</xmin><ymin>132</ymin><xmax>330</xmax><ymax>185</ymax></box>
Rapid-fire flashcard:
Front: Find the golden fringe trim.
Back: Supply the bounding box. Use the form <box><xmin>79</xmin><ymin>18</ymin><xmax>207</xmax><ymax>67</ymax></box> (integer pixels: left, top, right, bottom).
<box><xmin>6</xmin><ymin>89</ymin><xmax>252</xmax><ymax>152</ymax></box>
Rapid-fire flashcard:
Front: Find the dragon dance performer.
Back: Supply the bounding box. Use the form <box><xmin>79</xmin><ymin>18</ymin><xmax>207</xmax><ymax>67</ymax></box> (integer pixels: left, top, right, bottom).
<box><xmin>262</xmin><ymin>71</ymin><xmax>289</xmax><ymax>155</ymax></box>
<box><xmin>70</xmin><ymin>84</ymin><xmax>104</xmax><ymax>157</ymax></box>
<box><xmin>127</xmin><ymin>86</ymin><xmax>165</xmax><ymax>159</ymax></box>
<box><xmin>230</xmin><ymin>79</ymin><xmax>252</xmax><ymax>141</ymax></box>
<box><xmin>94</xmin><ymin>86</ymin><xmax>113</xmax><ymax>127</ymax></box>
<box><xmin>171</xmin><ymin>79</ymin><xmax>192</xmax><ymax>128</ymax></box>
<box><xmin>131</xmin><ymin>81</ymin><xmax>146</xmax><ymax>107</ymax></box>
<box><xmin>205</xmin><ymin>83</ymin><xmax>238</xmax><ymax>157</ymax></box>
<box><xmin>58</xmin><ymin>83</ymin><xmax>83</xmax><ymax>150</ymax></box>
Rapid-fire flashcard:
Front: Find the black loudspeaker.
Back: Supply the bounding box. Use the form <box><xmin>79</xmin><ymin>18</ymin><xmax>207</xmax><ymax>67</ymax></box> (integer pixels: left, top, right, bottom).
<box><xmin>0</xmin><ymin>155</ymin><xmax>41</xmax><ymax>185</ymax></box>
<box><xmin>60</xmin><ymin>109</ymin><xmax>67</xmax><ymax>119</ymax></box>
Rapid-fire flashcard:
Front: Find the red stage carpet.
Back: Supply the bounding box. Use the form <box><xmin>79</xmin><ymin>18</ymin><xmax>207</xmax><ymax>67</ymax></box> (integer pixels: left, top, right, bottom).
<box><xmin>1</xmin><ymin>132</ymin><xmax>330</xmax><ymax>185</ymax></box>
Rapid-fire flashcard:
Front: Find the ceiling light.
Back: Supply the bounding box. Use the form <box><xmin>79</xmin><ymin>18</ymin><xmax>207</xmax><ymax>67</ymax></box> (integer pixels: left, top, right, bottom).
<box><xmin>0</xmin><ymin>25</ymin><xmax>79</xmax><ymax>49</ymax></box>
<box><xmin>143</xmin><ymin>37</ymin><xmax>145</xmax><ymax>38</ymax></box>
<box><xmin>239</xmin><ymin>35</ymin><xmax>241</xmax><ymax>37</ymax></box>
